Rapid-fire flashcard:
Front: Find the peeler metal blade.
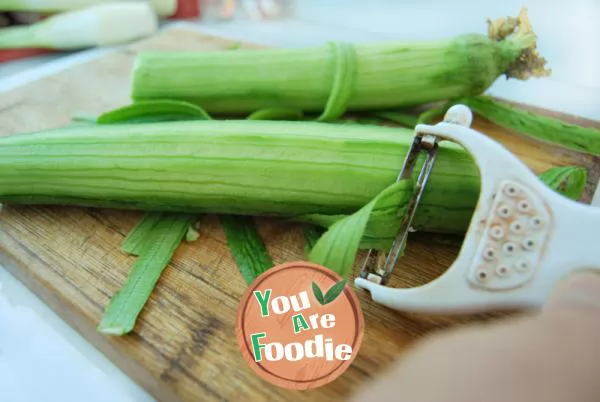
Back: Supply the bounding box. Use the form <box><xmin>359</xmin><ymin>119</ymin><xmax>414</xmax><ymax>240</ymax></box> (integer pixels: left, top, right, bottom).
<box><xmin>358</xmin><ymin>131</ymin><xmax>440</xmax><ymax>285</ymax></box>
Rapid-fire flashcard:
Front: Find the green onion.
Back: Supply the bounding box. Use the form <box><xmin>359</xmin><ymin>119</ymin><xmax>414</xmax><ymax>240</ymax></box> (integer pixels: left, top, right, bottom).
<box><xmin>130</xmin><ymin>9</ymin><xmax>548</xmax><ymax>119</ymax></box>
<box><xmin>0</xmin><ymin>3</ymin><xmax>158</xmax><ymax>50</ymax></box>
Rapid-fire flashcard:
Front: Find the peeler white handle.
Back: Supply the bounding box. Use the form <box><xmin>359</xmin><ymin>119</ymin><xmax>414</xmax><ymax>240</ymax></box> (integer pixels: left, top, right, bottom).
<box><xmin>355</xmin><ymin>106</ymin><xmax>600</xmax><ymax>315</ymax></box>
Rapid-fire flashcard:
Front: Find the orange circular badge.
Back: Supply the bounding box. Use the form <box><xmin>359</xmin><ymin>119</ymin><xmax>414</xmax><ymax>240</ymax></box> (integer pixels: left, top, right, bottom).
<box><xmin>236</xmin><ymin>261</ymin><xmax>364</xmax><ymax>390</ymax></box>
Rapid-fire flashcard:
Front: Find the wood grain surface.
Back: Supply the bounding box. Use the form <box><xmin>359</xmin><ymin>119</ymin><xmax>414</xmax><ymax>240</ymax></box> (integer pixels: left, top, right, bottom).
<box><xmin>0</xmin><ymin>27</ymin><xmax>599</xmax><ymax>402</ymax></box>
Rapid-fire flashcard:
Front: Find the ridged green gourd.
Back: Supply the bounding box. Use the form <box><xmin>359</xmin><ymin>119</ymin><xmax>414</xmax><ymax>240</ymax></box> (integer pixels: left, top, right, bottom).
<box><xmin>0</xmin><ymin>120</ymin><xmax>479</xmax><ymax>235</ymax></box>
<box><xmin>130</xmin><ymin>10</ymin><xmax>548</xmax><ymax>119</ymax></box>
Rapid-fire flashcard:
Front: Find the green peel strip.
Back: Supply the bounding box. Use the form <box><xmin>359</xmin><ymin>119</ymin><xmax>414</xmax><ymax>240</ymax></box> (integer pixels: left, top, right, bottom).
<box><xmin>317</xmin><ymin>42</ymin><xmax>357</xmax><ymax>122</ymax></box>
<box><xmin>538</xmin><ymin>166</ymin><xmax>588</xmax><ymax>201</ymax></box>
<box><xmin>417</xmin><ymin>103</ymin><xmax>450</xmax><ymax>124</ymax></box>
<box><xmin>373</xmin><ymin>111</ymin><xmax>419</xmax><ymax>128</ymax></box>
<box><xmin>302</xmin><ymin>224</ymin><xmax>324</xmax><ymax>256</ymax></box>
<box><xmin>220</xmin><ymin>215</ymin><xmax>273</xmax><ymax>284</ymax></box>
<box><xmin>454</xmin><ymin>96</ymin><xmax>600</xmax><ymax>155</ymax></box>
<box><xmin>247</xmin><ymin>107</ymin><xmax>304</xmax><ymax>121</ymax></box>
<box><xmin>98</xmin><ymin>214</ymin><xmax>195</xmax><ymax>335</ymax></box>
<box><xmin>121</xmin><ymin>212</ymin><xmax>165</xmax><ymax>256</ymax></box>
<box><xmin>308</xmin><ymin>181</ymin><xmax>413</xmax><ymax>277</ymax></box>
<box><xmin>97</xmin><ymin>99</ymin><xmax>212</xmax><ymax>124</ymax></box>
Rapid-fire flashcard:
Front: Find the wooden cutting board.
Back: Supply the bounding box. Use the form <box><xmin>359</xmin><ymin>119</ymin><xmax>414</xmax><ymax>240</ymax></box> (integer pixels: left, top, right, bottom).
<box><xmin>0</xmin><ymin>26</ymin><xmax>599</xmax><ymax>402</ymax></box>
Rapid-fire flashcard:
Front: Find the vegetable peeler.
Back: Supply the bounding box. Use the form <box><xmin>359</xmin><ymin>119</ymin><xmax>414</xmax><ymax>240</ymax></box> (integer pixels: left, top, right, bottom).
<box><xmin>355</xmin><ymin>104</ymin><xmax>600</xmax><ymax>315</ymax></box>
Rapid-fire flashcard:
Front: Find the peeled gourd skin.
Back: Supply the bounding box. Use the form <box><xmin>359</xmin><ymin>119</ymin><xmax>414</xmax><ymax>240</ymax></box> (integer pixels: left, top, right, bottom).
<box><xmin>132</xmin><ymin>34</ymin><xmax>524</xmax><ymax>116</ymax></box>
<box><xmin>131</xmin><ymin>7</ymin><xmax>548</xmax><ymax>119</ymax></box>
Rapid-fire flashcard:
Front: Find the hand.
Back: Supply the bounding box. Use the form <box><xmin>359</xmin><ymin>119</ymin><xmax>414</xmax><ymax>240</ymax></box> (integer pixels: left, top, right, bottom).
<box><xmin>350</xmin><ymin>271</ymin><xmax>600</xmax><ymax>402</ymax></box>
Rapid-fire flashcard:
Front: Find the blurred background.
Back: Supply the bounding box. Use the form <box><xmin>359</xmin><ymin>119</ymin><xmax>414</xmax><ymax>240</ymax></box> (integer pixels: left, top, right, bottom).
<box><xmin>0</xmin><ymin>1</ymin><xmax>598</xmax><ymax>402</ymax></box>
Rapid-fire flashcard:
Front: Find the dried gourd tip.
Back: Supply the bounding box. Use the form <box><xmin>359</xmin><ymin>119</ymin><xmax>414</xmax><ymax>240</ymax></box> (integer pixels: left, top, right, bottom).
<box><xmin>487</xmin><ymin>7</ymin><xmax>551</xmax><ymax>80</ymax></box>
<box><xmin>0</xmin><ymin>203</ymin><xmax>3</xmax><ymax>213</ymax></box>
<box><xmin>486</xmin><ymin>16</ymin><xmax>519</xmax><ymax>41</ymax></box>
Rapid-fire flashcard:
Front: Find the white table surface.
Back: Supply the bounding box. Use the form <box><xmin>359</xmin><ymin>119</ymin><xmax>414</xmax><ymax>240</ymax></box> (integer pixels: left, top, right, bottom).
<box><xmin>1</xmin><ymin>1</ymin><xmax>598</xmax><ymax>401</ymax></box>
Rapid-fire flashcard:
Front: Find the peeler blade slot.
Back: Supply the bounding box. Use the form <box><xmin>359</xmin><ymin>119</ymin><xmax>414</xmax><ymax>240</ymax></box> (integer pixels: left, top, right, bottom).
<box><xmin>359</xmin><ymin>134</ymin><xmax>440</xmax><ymax>285</ymax></box>
<box><xmin>396</xmin><ymin>135</ymin><xmax>423</xmax><ymax>181</ymax></box>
